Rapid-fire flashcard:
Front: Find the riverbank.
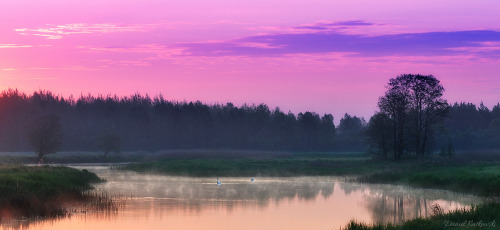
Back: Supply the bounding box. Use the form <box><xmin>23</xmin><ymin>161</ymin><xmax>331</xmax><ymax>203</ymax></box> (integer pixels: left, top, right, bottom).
<box><xmin>359</xmin><ymin>164</ymin><xmax>500</xmax><ymax>197</ymax></box>
<box><xmin>117</xmin><ymin>152</ymin><xmax>376</xmax><ymax>177</ymax></box>
<box><xmin>0</xmin><ymin>151</ymin><xmax>144</xmax><ymax>164</ymax></box>
<box><xmin>343</xmin><ymin>202</ymin><xmax>500</xmax><ymax>230</ymax></box>
<box><xmin>0</xmin><ymin>165</ymin><xmax>103</xmax><ymax>218</ymax></box>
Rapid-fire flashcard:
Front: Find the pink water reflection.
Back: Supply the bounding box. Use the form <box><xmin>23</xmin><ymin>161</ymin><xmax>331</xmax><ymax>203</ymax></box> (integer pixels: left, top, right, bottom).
<box><xmin>2</xmin><ymin>166</ymin><xmax>481</xmax><ymax>230</ymax></box>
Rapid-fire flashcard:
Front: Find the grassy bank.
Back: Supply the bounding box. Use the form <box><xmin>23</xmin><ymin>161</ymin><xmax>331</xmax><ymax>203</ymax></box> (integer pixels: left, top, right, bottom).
<box><xmin>360</xmin><ymin>164</ymin><xmax>500</xmax><ymax>196</ymax></box>
<box><xmin>0</xmin><ymin>165</ymin><xmax>103</xmax><ymax>218</ymax></box>
<box><xmin>343</xmin><ymin>202</ymin><xmax>500</xmax><ymax>230</ymax></box>
<box><xmin>118</xmin><ymin>152</ymin><xmax>379</xmax><ymax>177</ymax></box>
<box><xmin>0</xmin><ymin>151</ymin><xmax>144</xmax><ymax>165</ymax></box>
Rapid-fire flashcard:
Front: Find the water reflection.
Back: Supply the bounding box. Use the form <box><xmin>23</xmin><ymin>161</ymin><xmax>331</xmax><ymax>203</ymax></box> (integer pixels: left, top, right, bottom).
<box><xmin>88</xmin><ymin>166</ymin><xmax>337</xmax><ymax>212</ymax></box>
<box><xmin>338</xmin><ymin>182</ymin><xmax>481</xmax><ymax>225</ymax></box>
<box><xmin>0</xmin><ymin>166</ymin><xmax>482</xmax><ymax>230</ymax></box>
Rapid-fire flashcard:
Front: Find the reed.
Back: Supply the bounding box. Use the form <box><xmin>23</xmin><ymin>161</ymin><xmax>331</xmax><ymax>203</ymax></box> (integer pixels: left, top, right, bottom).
<box><xmin>343</xmin><ymin>202</ymin><xmax>500</xmax><ymax>230</ymax></box>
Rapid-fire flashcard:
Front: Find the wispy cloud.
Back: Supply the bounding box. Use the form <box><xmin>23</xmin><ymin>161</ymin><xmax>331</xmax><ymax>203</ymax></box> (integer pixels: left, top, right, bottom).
<box><xmin>293</xmin><ymin>20</ymin><xmax>375</xmax><ymax>31</ymax></box>
<box><xmin>246</xmin><ymin>20</ymin><xmax>378</xmax><ymax>35</ymax></box>
<box><xmin>13</xmin><ymin>77</ymin><xmax>58</xmax><ymax>80</ymax></box>
<box><xmin>175</xmin><ymin>30</ymin><xmax>500</xmax><ymax>59</ymax></box>
<box><xmin>79</xmin><ymin>44</ymin><xmax>174</xmax><ymax>54</ymax></box>
<box><xmin>236</xmin><ymin>42</ymin><xmax>285</xmax><ymax>49</ymax></box>
<box><xmin>447</xmin><ymin>41</ymin><xmax>500</xmax><ymax>52</ymax></box>
<box><xmin>27</xmin><ymin>67</ymin><xmax>53</xmax><ymax>70</ymax></box>
<box><xmin>0</xmin><ymin>44</ymin><xmax>32</xmax><ymax>48</ymax></box>
<box><xmin>119</xmin><ymin>60</ymin><xmax>151</xmax><ymax>66</ymax></box>
<box><xmin>77</xmin><ymin>44</ymin><xmax>186</xmax><ymax>63</ymax></box>
<box><xmin>15</xmin><ymin>23</ymin><xmax>159</xmax><ymax>39</ymax></box>
<box><xmin>60</xmin><ymin>65</ymin><xmax>100</xmax><ymax>71</ymax></box>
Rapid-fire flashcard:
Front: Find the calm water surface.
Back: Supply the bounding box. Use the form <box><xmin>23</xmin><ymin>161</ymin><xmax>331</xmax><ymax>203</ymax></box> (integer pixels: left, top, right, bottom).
<box><xmin>2</xmin><ymin>165</ymin><xmax>481</xmax><ymax>230</ymax></box>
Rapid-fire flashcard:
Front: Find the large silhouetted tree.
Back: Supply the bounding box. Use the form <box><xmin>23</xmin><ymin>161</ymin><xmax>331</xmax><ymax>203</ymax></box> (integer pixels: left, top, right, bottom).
<box><xmin>27</xmin><ymin>114</ymin><xmax>63</xmax><ymax>163</ymax></box>
<box><xmin>404</xmin><ymin>74</ymin><xmax>448</xmax><ymax>156</ymax></box>
<box><xmin>376</xmin><ymin>74</ymin><xmax>448</xmax><ymax>159</ymax></box>
<box><xmin>378</xmin><ymin>82</ymin><xmax>410</xmax><ymax>160</ymax></box>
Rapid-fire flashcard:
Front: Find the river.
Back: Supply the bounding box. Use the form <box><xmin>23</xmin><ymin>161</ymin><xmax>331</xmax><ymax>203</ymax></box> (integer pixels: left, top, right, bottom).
<box><xmin>1</xmin><ymin>165</ymin><xmax>482</xmax><ymax>230</ymax></box>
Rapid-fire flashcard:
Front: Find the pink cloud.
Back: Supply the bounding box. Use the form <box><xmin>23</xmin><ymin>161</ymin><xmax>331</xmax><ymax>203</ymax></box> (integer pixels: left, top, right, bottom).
<box><xmin>60</xmin><ymin>65</ymin><xmax>101</xmax><ymax>71</ymax></box>
<box><xmin>119</xmin><ymin>60</ymin><xmax>151</xmax><ymax>66</ymax></box>
<box><xmin>27</xmin><ymin>67</ymin><xmax>53</xmax><ymax>70</ymax></box>
<box><xmin>15</xmin><ymin>23</ymin><xmax>159</xmax><ymax>39</ymax></box>
<box><xmin>0</xmin><ymin>44</ymin><xmax>32</xmax><ymax>48</ymax></box>
<box><xmin>79</xmin><ymin>44</ymin><xmax>175</xmax><ymax>54</ymax></box>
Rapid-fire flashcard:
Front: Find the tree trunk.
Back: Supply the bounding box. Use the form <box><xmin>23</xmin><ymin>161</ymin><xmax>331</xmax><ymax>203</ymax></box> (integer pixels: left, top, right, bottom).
<box><xmin>393</xmin><ymin>119</ymin><xmax>399</xmax><ymax>160</ymax></box>
<box><xmin>37</xmin><ymin>152</ymin><xmax>44</xmax><ymax>164</ymax></box>
<box><xmin>421</xmin><ymin>114</ymin><xmax>430</xmax><ymax>156</ymax></box>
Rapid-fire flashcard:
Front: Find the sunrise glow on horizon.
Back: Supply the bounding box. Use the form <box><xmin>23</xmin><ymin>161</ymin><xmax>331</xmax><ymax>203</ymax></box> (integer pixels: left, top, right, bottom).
<box><xmin>1</xmin><ymin>0</ymin><xmax>500</xmax><ymax>120</ymax></box>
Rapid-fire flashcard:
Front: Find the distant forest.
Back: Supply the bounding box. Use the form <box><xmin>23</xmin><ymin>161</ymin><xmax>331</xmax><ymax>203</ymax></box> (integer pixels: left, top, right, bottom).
<box><xmin>0</xmin><ymin>89</ymin><xmax>499</xmax><ymax>153</ymax></box>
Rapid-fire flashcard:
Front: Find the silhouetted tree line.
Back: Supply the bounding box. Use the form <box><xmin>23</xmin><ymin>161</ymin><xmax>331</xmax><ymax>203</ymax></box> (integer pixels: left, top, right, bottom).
<box><xmin>439</xmin><ymin>101</ymin><xmax>500</xmax><ymax>151</ymax></box>
<box><xmin>1</xmin><ymin>84</ymin><xmax>498</xmax><ymax>156</ymax></box>
<box><xmin>0</xmin><ymin>89</ymin><xmax>349</xmax><ymax>152</ymax></box>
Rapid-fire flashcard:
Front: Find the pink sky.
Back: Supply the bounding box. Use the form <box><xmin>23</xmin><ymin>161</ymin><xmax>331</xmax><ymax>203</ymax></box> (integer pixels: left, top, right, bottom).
<box><xmin>1</xmin><ymin>0</ymin><xmax>500</xmax><ymax>121</ymax></box>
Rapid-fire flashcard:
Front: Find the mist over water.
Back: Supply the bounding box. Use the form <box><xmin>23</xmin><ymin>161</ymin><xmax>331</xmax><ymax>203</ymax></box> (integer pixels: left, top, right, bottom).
<box><xmin>1</xmin><ymin>165</ymin><xmax>481</xmax><ymax>230</ymax></box>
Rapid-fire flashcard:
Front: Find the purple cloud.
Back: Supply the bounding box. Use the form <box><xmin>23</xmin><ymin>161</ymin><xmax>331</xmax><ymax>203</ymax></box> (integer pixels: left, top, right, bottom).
<box><xmin>324</xmin><ymin>20</ymin><xmax>374</xmax><ymax>26</ymax></box>
<box><xmin>176</xmin><ymin>30</ymin><xmax>500</xmax><ymax>58</ymax></box>
<box><xmin>293</xmin><ymin>20</ymin><xmax>374</xmax><ymax>31</ymax></box>
<box><xmin>293</xmin><ymin>26</ymin><xmax>329</xmax><ymax>30</ymax></box>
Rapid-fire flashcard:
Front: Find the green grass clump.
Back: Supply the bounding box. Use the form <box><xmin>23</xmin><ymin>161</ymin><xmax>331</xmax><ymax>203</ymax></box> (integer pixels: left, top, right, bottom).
<box><xmin>119</xmin><ymin>153</ymin><xmax>380</xmax><ymax>177</ymax></box>
<box><xmin>343</xmin><ymin>202</ymin><xmax>500</xmax><ymax>230</ymax></box>
<box><xmin>0</xmin><ymin>165</ymin><xmax>103</xmax><ymax>218</ymax></box>
<box><xmin>361</xmin><ymin>164</ymin><xmax>500</xmax><ymax>196</ymax></box>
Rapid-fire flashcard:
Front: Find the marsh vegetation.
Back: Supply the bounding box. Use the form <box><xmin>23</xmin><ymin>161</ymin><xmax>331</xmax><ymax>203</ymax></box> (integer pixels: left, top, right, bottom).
<box><xmin>344</xmin><ymin>202</ymin><xmax>500</xmax><ymax>230</ymax></box>
<box><xmin>0</xmin><ymin>165</ymin><xmax>118</xmax><ymax>219</ymax></box>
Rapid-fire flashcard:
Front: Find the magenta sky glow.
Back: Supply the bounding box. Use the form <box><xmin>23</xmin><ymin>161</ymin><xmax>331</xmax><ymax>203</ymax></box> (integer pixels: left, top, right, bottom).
<box><xmin>1</xmin><ymin>0</ymin><xmax>500</xmax><ymax>121</ymax></box>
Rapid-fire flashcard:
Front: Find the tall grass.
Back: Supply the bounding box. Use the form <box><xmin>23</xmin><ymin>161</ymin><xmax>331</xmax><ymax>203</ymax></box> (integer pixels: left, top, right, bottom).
<box><xmin>343</xmin><ymin>202</ymin><xmax>500</xmax><ymax>230</ymax></box>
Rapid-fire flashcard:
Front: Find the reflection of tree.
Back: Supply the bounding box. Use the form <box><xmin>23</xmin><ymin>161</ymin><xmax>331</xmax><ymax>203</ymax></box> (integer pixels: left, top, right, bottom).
<box><xmin>320</xmin><ymin>182</ymin><xmax>334</xmax><ymax>199</ymax></box>
<box><xmin>337</xmin><ymin>182</ymin><xmax>481</xmax><ymax>225</ymax></box>
<box><xmin>0</xmin><ymin>201</ymin><xmax>118</xmax><ymax>230</ymax></box>
<box><xmin>0</xmin><ymin>219</ymin><xmax>33</xmax><ymax>230</ymax></box>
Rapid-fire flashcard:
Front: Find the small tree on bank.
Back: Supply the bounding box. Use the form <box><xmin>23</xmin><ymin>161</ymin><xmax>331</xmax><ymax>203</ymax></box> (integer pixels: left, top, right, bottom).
<box><xmin>27</xmin><ymin>114</ymin><xmax>63</xmax><ymax>163</ymax></box>
<box><xmin>97</xmin><ymin>133</ymin><xmax>121</xmax><ymax>158</ymax></box>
